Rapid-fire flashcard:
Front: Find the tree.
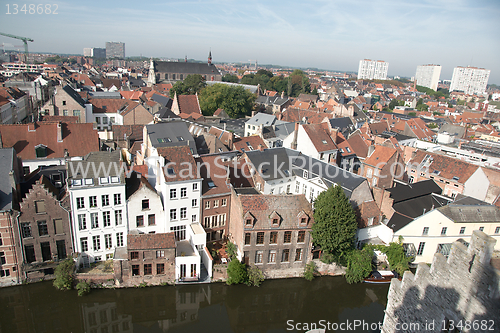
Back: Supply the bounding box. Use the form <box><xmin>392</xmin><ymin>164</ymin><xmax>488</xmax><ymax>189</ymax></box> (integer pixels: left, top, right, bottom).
<box><xmin>408</xmin><ymin>112</ymin><xmax>417</xmax><ymax>116</ymax></box>
<box><xmin>246</xmin><ymin>265</ymin><xmax>264</xmax><ymax>286</ymax></box>
<box><xmin>388</xmin><ymin>99</ymin><xmax>400</xmax><ymax>110</ymax></box>
<box><xmin>304</xmin><ymin>262</ymin><xmax>317</xmax><ymax>281</ymax></box>
<box><xmin>76</xmin><ymin>280</ymin><xmax>91</xmax><ymax>296</ymax></box>
<box><xmin>226</xmin><ymin>259</ymin><xmax>247</xmax><ymax>285</ymax></box>
<box><xmin>222</xmin><ymin>74</ymin><xmax>239</xmax><ymax>83</ymax></box>
<box><xmin>198</xmin><ymin>83</ymin><xmax>256</xmax><ymax>118</ymax></box>
<box><xmin>375</xmin><ymin>241</ymin><xmax>412</xmax><ymax>276</ymax></box>
<box><xmin>53</xmin><ymin>258</ymin><xmax>75</xmax><ymax>291</ymax></box>
<box><xmin>345</xmin><ymin>247</ymin><xmax>373</xmax><ymax>284</ymax></box>
<box><xmin>311</xmin><ymin>185</ymin><xmax>357</xmax><ymax>266</ymax></box>
<box><xmin>169</xmin><ymin>74</ymin><xmax>206</xmax><ymax>97</ymax></box>
<box><xmin>225</xmin><ymin>241</ymin><xmax>237</xmax><ymax>261</ymax></box>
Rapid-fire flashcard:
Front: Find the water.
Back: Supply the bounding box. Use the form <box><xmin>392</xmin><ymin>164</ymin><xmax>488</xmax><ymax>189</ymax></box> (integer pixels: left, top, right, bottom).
<box><xmin>0</xmin><ymin>277</ymin><xmax>389</xmax><ymax>333</ymax></box>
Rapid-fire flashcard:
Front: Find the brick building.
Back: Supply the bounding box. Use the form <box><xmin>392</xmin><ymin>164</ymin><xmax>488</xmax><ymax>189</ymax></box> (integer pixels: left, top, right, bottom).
<box><xmin>41</xmin><ymin>85</ymin><xmax>87</xmax><ymax>123</ymax></box>
<box><xmin>17</xmin><ymin>176</ymin><xmax>72</xmax><ymax>280</ymax></box>
<box><xmin>229</xmin><ymin>190</ymin><xmax>314</xmax><ymax>276</ymax></box>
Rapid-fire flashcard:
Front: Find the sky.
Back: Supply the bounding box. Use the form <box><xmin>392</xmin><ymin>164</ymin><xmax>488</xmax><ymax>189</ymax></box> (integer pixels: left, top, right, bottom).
<box><xmin>1</xmin><ymin>0</ymin><xmax>500</xmax><ymax>83</ymax></box>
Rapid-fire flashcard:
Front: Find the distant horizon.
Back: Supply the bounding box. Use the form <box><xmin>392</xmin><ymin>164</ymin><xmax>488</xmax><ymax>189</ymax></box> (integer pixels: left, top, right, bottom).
<box><xmin>2</xmin><ymin>0</ymin><xmax>498</xmax><ymax>84</ymax></box>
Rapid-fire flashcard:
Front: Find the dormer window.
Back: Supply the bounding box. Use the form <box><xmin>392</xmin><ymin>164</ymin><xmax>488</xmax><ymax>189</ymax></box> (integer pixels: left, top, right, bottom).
<box><xmin>298</xmin><ymin>210</ymin><xmax>309</xmax><ymax>226</ymax></box>
<box><xmin>244</xmin><ymin>212</ymin><xmax>255</xmax><ymax>228</ymax></box>
<box><xmin>246</xmin><ymin>219</ymin><xmax>252</xmax><ymax>226</ymax></box>
<box><xmin>35</xmin><ymin>144</ymin><xmax>47</xmax><ymax>158</ymax></box>
<box><xmin>99</xmin><ymin>177</ymin><xmax>109</xmax><ymax>184</ymax></box>
<box><xmin>84</xmin><ymin>178</ymin><xmax>93</xmax><ymax>185</ymax></box>
<box><xmin>272</xmin><ymin>218</ymin><xmax>278</xmax><ymax>225</ymax></box>
<box><xmin>322</xmin><ymin>140</ymin><xmax>328</xmax><ymax>144</ymax></box>
<box><xmin>167</xmin><ymin>168</ymin><xmax>175</xmax><ymax>176</ymax></box>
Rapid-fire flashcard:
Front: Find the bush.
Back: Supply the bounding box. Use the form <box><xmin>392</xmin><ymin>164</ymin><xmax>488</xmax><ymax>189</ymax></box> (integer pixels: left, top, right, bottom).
<box><xmin>225</xmin><ymin>241</ymin><xmax>237</xmax><ymax>261</ymax></box>
<box><xmin>226</xmin><ymin>259</ymin><xmax>247</xmax><ymax>285</ymax></box>
<box><xmin>345</xmin><ymin>248</ymin><xmax>373</xmax><ymax>284</ymax></box>
<box><xmin>304</xmin><ymin>262</ymin><xmax>317</xmax><ymax>281</ymax></box>
<box><xmin>320</xmin><ymin>252</ymin><xmax>334</xmax><ymax>264</ymax></box>
<box><xmin>53</xmin><ymin>259</ymin><xmax>75</xmax><ymax>291</ymax></box>
<box><xmin>246</xmin><ymin>265</ymin><xmax>264</xmax><ymax>287</ymax></box>
<box><xmin>76</xmin><ymin>281</ymin><xmax>91</xmax><ymax>296</ymax></box>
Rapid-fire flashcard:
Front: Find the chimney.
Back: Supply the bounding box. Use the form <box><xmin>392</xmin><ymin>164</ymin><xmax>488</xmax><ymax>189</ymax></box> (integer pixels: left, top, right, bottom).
<box><xmin>291</xmin><ymin>122</ymin><xmax>299</xmax><ymax>150</ymax></box>
<box><xmin>57</xmin><ymin>122</ymin><xmax>63</xmax><ymax>142</ymax></box>
<box><xmin>228</xmin><ymin>131</ymin><xmax>234</xmax><ymax>150</ymax></box>
<box><xmin>251</xmin><ymin>111</ymin><xmax>256</xmax><ymax>117</ymax></box>
<box><xmin>0</xmin><ymin>132</ymin><xmax>2</xmax><ymax>148</ymax></box>
<box><xmin>281</xmin><ymin>91</ymin><xmax>284</xmax><ymax>99</ymax></box>
<box><xmin>257</xmin><ymin>144</ymin><xmax>264</xmax><ymax>151</ymax></box>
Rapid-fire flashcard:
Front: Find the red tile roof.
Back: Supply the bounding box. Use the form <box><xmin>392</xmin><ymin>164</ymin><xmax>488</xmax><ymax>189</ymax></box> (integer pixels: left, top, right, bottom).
<box><xmin>233</xmin><ymin>136</ymin><xmax>267</xmax><ymax>152</ymax></box>
<box><xmin>364</xmin><ymin>145</ymin><xmax>397</xmax><ymax>168</ymax></box>
<box><xmin>128</xmin><ymin>233</ymin><xmax>176</xmax><ymax>250</ymax></box>
<box><xmin>120</xmin><ymin>91</ymin><xmax>144</xmax><ymax>100</ymax></box>
<box><xmin>91</xmin><ymin>99</ymin><xmax>140</xmax><ymax>114</ymax></box>
<box><xmin>302</xmin><ymin>123</ymin><xmax>337</xmax><ymax>153</ymax></box>
<box><xmin>347</xmin><ymin>134</ymin><xmax>369</xmax><ymax>159</ymax></box>
<box><xmin>177</xmin><ymin>95</ymin><xmax>202</xmax><ymax>115</ymax></box>
<box><xmin>157</xmin><ymin>146</ymin><xmax>200</xmax><ymax>182</ymax></box>
<box><xmin>280</xmin><ymin>108</ymin><xmax>334</xmax><ymax>124</ymax></box>
<box><xmin>0</xmin><ymin>122</ymin><xmax>99</xmax><ymax>160</ymax></box>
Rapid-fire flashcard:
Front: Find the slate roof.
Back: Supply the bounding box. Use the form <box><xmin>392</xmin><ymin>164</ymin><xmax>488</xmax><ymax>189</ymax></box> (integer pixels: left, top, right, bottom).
<box><xmin>244</xmin><ymin>148</ymin><xmax>366</xmax><ymax>198</ymax></box>
<box><xmin>0</xmin><ymin>122</ymin><xmax>99</xmax><ymax>161</ymax></box>
<box><xmin>438</xmin><ymin>202</ymin><xmax>500</xmax><ymax>223</ymax></box>
<box><xmin>328</xmin><ymin>117</ymin><xmax>355</xmax><ymax>137</ymax></box>
<box><xmin>63</xmin><ymin>85</ymin><xmax>86</xmax><ymax>107</ymax></box>
<box><xmin>154</xmin><ymin>61</ymin><xmax>222</xmax><ymax>76</ymax></box>
<box><xmin>0</xmin><ymin>148</ymin><xmax>15</xmax><ymax>211</ymax></box>
<box><xmin>237</xmin><ymin>193</ymin><xmax>313</xmax><ymax>230</ymax></box>
<box><xmin>273</xmin><ymin>122</ymin><xmax>296</xmax><ymax>140</ymax></box>
<box><xmin>245</xmin><ymin>112</ymin><xmax>278</xmax><ymax>127</ymax></box>
<box><xmin>127</xmin><ymin>233</ymin><xmax>176</xmax><ymax>250</ymax></box>
<box><xmin>387</xmin><ymin>179</ymin><xmax>442</xmax><ymax>204</ymax></box>
<box><xmin>150</xmin><ymin>93</ymin><xmax>172</xmax><ymax>108</ymax></box>
<box><xmin>146</xmin><ymin>121</ymin><xmax>197</xmax><ymax>154</ymax></box>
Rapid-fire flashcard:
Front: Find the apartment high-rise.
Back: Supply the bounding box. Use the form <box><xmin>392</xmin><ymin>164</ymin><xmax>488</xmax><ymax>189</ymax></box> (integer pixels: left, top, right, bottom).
<box><xmin>415</xmin><ymin>64</ymin><xmax>441</xmax><ymax>91</ymax></box>
<box><xmin>84</xmin><ymin>47</ymin><xmax>106</xmax><ymax>59</ymax></box>
<box><xmin>358</xmin><ymin>59</ymin><xmax>389</xmax><ymax>80</ymax></box>
<box><xmin>105</xmin><ymin>42</ymin><xmax>125</xmax><ymax>59</ymax></box>
<box><xmin>450</xmin><ymin>66</ymin><xmax>490</xmax><ymax>95</ymax></box>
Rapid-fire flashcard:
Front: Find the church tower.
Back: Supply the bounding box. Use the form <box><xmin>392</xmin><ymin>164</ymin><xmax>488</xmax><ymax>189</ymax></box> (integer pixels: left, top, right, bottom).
<box><xmin>147</xmin><ymin>58</ymin><xmax>156</xmax><ymax>87</ymax></box>
<box><xmin>208</xmin><ymin>49</ymin><xmax>212</xmax><ymax>65</ymax></box>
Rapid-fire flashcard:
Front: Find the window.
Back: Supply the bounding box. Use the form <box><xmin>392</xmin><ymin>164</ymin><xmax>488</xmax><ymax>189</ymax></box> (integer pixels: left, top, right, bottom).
<box><xmin>21</xmin><ymin>222</ymin><xmax>32</xmax><ymax>238</ymax></box>
<box><xmin>302</xmin><ymin>184</ymin><xmax>307</xmax><ymax>194</ymax></box>
<box><xmin>77</xmin><ymin>197</ymin><xmax>85</xmax><ymax>209</ymax></box>
<box><xmin>171</xmin><ymin>225</ymin><xmax>186</xmax><ymax>241</ymax></box>
<box><xmin>130</xmin><ymin>251</ymin><xmax>139</xmax><ymax>260</ymax></box>
<box><xmin>170</xmin><ymin>209</ymin><xmax>177</xmax><ymax>221</ymax></box>
<box><xmin>282</xmin><ymin>249</ymin><xmax>290</xmax><ymax>262</ymax></box>
<box><xmin>255</xmin><ymin>251</ymin><xmax>263</xmax><ymax>264</ymax></box>
<box><xmin>25</xmin><ymin>245</ymin><xmax>36</xmax><ymax>263</ymax></box>
<box><xmin>193</xmin><ymin>183</ymin><xmax>198</xmax><ymax>191</ymax></box>
<box><xmin>38</xmin><ymin>220</ymin><xmax>48</xmax><ymax>236</ymax></box>
<box><xmin>270</xmin><ymin>232</ymin><xmax>277</xmax><ymax>244</ymax></box>
<box><xmin>96</xmin><ymin>117</ymin><xmax>100</xmax><ymax>124</ymax></box>
<box><xmin>148</xmin><ymin>214</ymin><xmax>155</xmax><ymax>226</ymax></box>
<box><xmin>54</xmin><ymin>218</ymin><xmax>64</xmax><ymax>234</ymax></box>
<box><xmin>103</xmin><ymin>211</ymin><xmax>111</xmax><ymax>227</ymax></box>
<box><xmin>192</xmin><ymin>215</ymin><xmax>197</xmax><ymax>222</ymax></box>
<box><xmin>219</xmin><ymin>214</ymin><xmax>226</xmax><ymax>226</ymax></box>
<box><xmin>157</xmin><ymin>263</ymin><xmax>165</xmax><ymax>275</ymax></box>
<box><xmin>256</xmin><ymin>232</ymin><xmax>264</xmax><ymax>245</ymax></box>
<box><xmin>89</xmin><ymin>196</ymin><xmax>97</xmax><ymax>207</ymax></box>
<box><xmin>495</xmin><ymin>227</ymin><xmax>500</xmax><ymax>234</ymax></box>
<box><xmin>103</xmin><ymin>117</ymin><xmax>108</xmax><ymax>124</ymax></box>
<box><xmin>245</xmin><ymin>218</ymin><xmax>252</xmax><ymax>226</ymax></box>
<box><xmin>181</xmin><ymin>187</ymin><xmax>187</xmax><ymax>198</ymax></box>
<box><xmin>114</xmin><ymin>194</ymin><xmax>121</xmax><ymax>205</ymax></box>
<box><xmin>284</xmin><ymin>231</ymin><xmax>292</xmax><ymax>244</ymax></box>
<box><xmin>204</xmin><ymin>216</ymin><xmax>210</xmax><ymax>228</ymax></box>
<box><xmin>156</xmin><ymin>250</ymin><xmax>165</xmax><ymax>258</ymax></box>
<box><xmin>116</xmin><ymin>232</ymin><xmax>124</xmax><ymax>247</ymax></box>
<box><xmin>136</xmin><ymin>216</ymin><xmax>144</xmax><ymax>227</ymax></box>
<box><xmin>80</xmin><ymin>237</ymin><xmax>88</xmax><ymax>252</ymax></box>
<box><xmin>110</xmin><ymin>117</ymin><xmax>115</xmax><ymax>124</ymax></box>
<box><xmin>479</xmin><ymin>226</ymin><xmax>484</xmax><ymax>232</ymax></box>
<box><xmin>93</xmin><ymin>235</ymin><xmax>100</xmax><ymax>251</ymax></box>
<box><xmin>144</xmin><ymin>264</ymin><xmax>152</xmax><ymax>275</ymax></box>
<box><xmin>244</xmin><ymin>233</ymin><xmax>251</xmax><ymax>245</ymax></box>
<box><xmin>441</xmin><ymin>227</ymin><xmax>447</xmax><ymax>235</ymax></box>
<box><xmin>297</xmin><ymin>230</ymin><xmax>306</xmax><ymax>243</ymax></box>
<box><xmin>62</xmin><ymin>100</ymin><xmax>66</xmax><ymax>106</ymax></box>
<box><xmin>222</xmin><ymin>198</ymin><xmax>227</xmax><ymax>206</ymax></box>
<box><xmin>214</xmin><ymin>200</ymin><xmax>219</xmax><ymax>208</ymax></box>
<box><xmin>460</xmin><ymin>227</ymin><xmax>466</xmax><ymax>234</ymax></box>
<box><xmin>170</xmin><ymin>189</ymin><xmax>177</xmax><ymax>199</ymax></box>
<box><xmin>417</xmin><ymin>242</ymin><xmax>425</xmax><ymax>256</ymax></box>
<box><xmin>300</xmin><ymin>217</ymin><xmax>307</xmax><ymax>225</ymax></box>
<box><xmin>295</xmin><ymin>182</ymin><xmax>300</xmax><ymax>193</ymax></box>
<box><xmin>272</xmin><ymin>218</ymin><xmax>279</xmax><ymax>226</ymax></box>
<box><xmin>422</xmin><ymin>227</ymin><xmax>429</xmax><ymax>236</ymax></box>
<box><xmin>268</xmin><ymin>250</ymin><xmax>276</xmax><ymax>263</ymax></box>
<box><xmin>35</xmin><ymin>145</ymin><xmax>47</xmax><ymax>158</ymax></box>
<box><xmin>105</xmin><ymin>234</ymin><xmax>112</xmax><ymax>249</ymax></box>
<box><xmin>115</xmin><ymin>210</ymin><xmax>122</xmax><ymax>225</ymax></box>
<box><xmin>295</xmin><ymin>248</ymin><xmax>303</xmax><ymax>261</ymax></box>
<box><xmin>180</xmin><ymin>208</ymin><xmax>187</xmax><ymax>219</ymax></box>
<box><xmin>91</xmin><ymin>213</ymin><xmax>98</xmax><ymax>229</ymax></box>
<box><xmin>132</xmin><ymin>265</ymin><xmax>140</xmax><ymax>276</ymax></box>
<box><xmin>205</xmin><ymin>201</ymin><xmax>210</xmax><ymax>209</ymax></box>
<box><xmin>192</xmin><ymin>199</ymin><xmax>197</xmax><ymax>207</ymax></box>
<box><xmin>0</xmin><ymin>252</ymin><xmax>5</xmax><ymax>265</ymax></box>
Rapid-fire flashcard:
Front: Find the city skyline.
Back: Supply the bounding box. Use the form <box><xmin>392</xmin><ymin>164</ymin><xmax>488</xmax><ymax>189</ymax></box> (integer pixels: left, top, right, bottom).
<box><xmin>1</xmin><ymin>0</ymin><xmax>499</xmax><ymax>84</ymax></box>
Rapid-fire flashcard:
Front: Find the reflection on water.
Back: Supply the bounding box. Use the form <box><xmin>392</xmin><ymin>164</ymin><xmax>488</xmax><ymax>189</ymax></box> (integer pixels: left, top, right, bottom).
<box><xmin>0</xmin><ymin>277</ymin><xmax>388</xmax><ymax>333</ymax></box>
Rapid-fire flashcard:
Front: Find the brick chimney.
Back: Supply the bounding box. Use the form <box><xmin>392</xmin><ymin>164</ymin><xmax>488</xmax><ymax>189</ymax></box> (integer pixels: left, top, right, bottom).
<box><xmin>228</xmin><ymin>131</ymin><xmax>234</xmax><ymax>150</ymax></box>
<box><xmin>291</xmin><ymin>122</ymin><xmax>299</xmax><ymax>150</ymax></box>
<box><xmin>57</xmin><ymin>122</ymin><xmax>63</xmax><ymax>142</ymax></box>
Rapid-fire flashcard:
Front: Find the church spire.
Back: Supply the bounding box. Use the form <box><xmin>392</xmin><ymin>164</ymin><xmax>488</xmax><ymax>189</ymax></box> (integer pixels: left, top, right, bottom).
<box><xmin>208</xmin><ymin>49</ymin><xmax>212</xmax><ymax>65</ymax></box>
<box><xmin>147</xmin><ymin>58</ymin><xmax>156</xmax><ymax>87</ymax></box>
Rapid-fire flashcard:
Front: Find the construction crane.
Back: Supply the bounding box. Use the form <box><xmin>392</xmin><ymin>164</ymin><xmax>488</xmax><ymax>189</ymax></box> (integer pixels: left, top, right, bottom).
<box><xmin>0</xmin><ymin>32</ymin><xmax>34</xmax><ymax>63</ymax></box>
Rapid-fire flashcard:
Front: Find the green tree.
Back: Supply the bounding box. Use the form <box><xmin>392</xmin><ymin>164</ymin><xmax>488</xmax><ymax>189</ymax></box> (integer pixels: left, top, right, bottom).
<box><xmin>169</xmin><ymin>74</ymin><xmax>206</xmax><ymax>97</ymax></box>
<box><xmin>53</xmin><ymin>258</ymin><xmax>75</xmax><ymax>291</ymax></box>
<box><xmin>222</xmin><ymin>74</ymin><xmax>239</xmax><ymax>83</ymax></box>
<box><xmin>246</xmin><ymin>265</ymin><xmax>264</xmax><ymax>286</ymax></box>
<box><xmin>311</xmin><ymin>87</ymin><xmax>318</xmax><ymax>95</ymax></box>
<box><xmin>375</xmin><ymin>242</ymin><xmax>412</xmax><ymax>276</ymax></box>
<box><xmin>198</xmin><ymin>83</ymin><xmax>256</xmax><ymax>118</ymax></box>
<box><xmin>408</xmin><ymin>112</ymin><xmax>417</xmax><ymax>116</ymax></box>
<box><xmin>225</xmin><ymin>241</ymin><xmax>237</xmax><ymax>261</ymax></box>
<box><xmin>76</xmin><ymin>280</ymin><xmax>91</xmax><ymax>296</ymax></box>
<box><xmin>304</xmin><ymin>262</ymin><xmax>317</xmax><ymax>281</ymax></box>
<box><xmin>311</xmin><ymin>185</ymin><xmax>357</xmax><ymax>266</ymax></box>
<box><xmin>389</xmin><ymin>99</ymin><xmax>400</xmax><ymax>110</ymax></box>
<box><xmin>226</xmin><ymin>259</ymin><xmax>248</xmax><ymax>285</ymax></box>
<box><xmin>345</xmin><ymin>247</ymin><xmax>373</xmax><ymax>284</ymax></box>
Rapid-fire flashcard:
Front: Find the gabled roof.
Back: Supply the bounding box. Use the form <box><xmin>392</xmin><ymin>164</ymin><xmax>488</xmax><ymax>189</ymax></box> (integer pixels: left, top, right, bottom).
<box><xmin>347</xmin><ymin>133</ymin><xmax>369</xmax><ymax>159</ymax></box>
<box><xmin>0</xmin><ymin>122</ymin><xmax>99</xmax><ymax>161</ymax></box>
<box><xmin>0</xmin><ymin>148</ymin><xmax>15</xmax><ymax>211</ymax></box>
<box><xmin>62</xmin><ymin>85</ymin><xmax>86</xmax><ymax>107</ymax></box>
<box><xmin>233</xmin><ymin>136</ymin><xmax>266</xmax><ymax>152</ymax></box>
<box><xmin>281</xmin><ymin>108</ymin><xmax>334</xmax><ymax>124</ymax></box>
<box><xmin>438</xmin><ymin>202</ymin><xmax>500</xmax><ymax>223</ymax></box>
<box><xmin>302</xmin><ymin>123</ymin><xmax>337</xmax><ymax>153</ymax></box>
<box><xmin>68</xmin><ymin>150</ymin><xmax>123</xmax><ymax>182</ymax></box>
<box><xmin>177</xmin><ymin>95</ymin><xmax>202</xmax><ymax>115</ymax></box>
<box><xmin>126</xmin><ymin>171</ymin><xmax>157</xmax><ymax>199</ymax></box>
<box><xmin>157</xmin><ymin>146</ymin><xmax>199</xmax><ymax>182</ymax></box>
<box><xmin>154</xmin><ymin>61</ymin><xmax>222</xmax><ymax>76</ymax></box>
<box><xmin>91</xmin><ymin>99</ymin><xmax>140</xmax><ymax>114</ymax></box>
<box><xmin>245</xmin><ymin>112</ymin><xmax>277</xmax><ymax>127</ymax></box>
<box><xmin>387</xmin><ymin>179</ymin><xmax>443</xmax><ymax>204</ymax></box>
<box><xmin>146</xmin><ymin>121</ymin><xmax>197</xmax><ymax>154</ymax></box>
<box><xmin>364</xmin><ymin>145</ymin><xmax>397</xmax><ymax>167</ymax></box>
<box><xmin>113</xmin><ymin>125</ymin><xmax>144</xmax><ymax>142</ymax></box>
<box><xmin>128</xmin><ymin>233</ymin><xmax>176</xmax><ymax>250</ymax></box>
<box><xmin>368</xmin><ymin>122</ymin><xmax>389</xmax><ymax>135</ymax></box>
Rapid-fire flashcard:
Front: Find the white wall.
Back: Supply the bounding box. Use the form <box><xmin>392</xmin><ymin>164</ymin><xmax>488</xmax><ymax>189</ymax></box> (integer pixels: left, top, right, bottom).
<box><xmin>463</xmin><ymin>168</ymin><xmax>489</xmax><ymax>202</ymax></box>
<box><xmin>127</xmin><ymin>184</ymin><xmax>165</xmax><ymax>234</ymax></box>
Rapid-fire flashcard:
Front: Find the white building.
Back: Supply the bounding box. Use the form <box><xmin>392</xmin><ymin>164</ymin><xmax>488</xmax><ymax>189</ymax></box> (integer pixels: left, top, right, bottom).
<box><xmin>415</xmin><ymin>64</ymin><xmax>441</xmax><ymax>91</ymax></box>
<box><xmin>68</xmin><ymin>151</ymin><xmax>129</xmax><ymax>264</ymax></box>
<box><xmin>450</xmin><ymin>66</ymin><xmax>490</xmax><ymax>95</ymax></box>
<box><xmin>244</xmin><ymin>112</ymin><xmax>286</xmax><ymax>137</ymax></box>
<box><xmin>357</xmin><ymin>59</ymin><xmax>389</xmax><ymax>80</ymax></box>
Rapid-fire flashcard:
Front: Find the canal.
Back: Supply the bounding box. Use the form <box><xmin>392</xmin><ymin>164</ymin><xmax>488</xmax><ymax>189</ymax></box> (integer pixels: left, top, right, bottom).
<box><xmin>0</xmin><ymin>277</ymin><xmax>389</xmax><ymax>333</ymax></box>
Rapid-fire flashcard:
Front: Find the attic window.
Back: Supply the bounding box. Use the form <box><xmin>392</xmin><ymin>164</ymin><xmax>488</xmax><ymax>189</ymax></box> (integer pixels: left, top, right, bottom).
<box><xmin>177</xmin><ymin>136</ymin><xmax>184</xmax><ymax>141</ymax></box>
<box><xmin>322</xmin><ymin>140</ymin><xmax>328</xmax><ymax>144</ymax></box>
<box><xmin>167</xmin><ymin>168</ymin><xmax>175</xmax><ymax>176</ymax></box>
<box><xmin>452</xmin><ymin>176</ymin><xmax>459</xmax><ymax>181</ymax></box>
<box><xmin>346</xmin><ymin>147</ymin><xmax>351</xmax><ymax>153</ymax></box>
<box><xmin>35</xmin><ymin>145</ymin><xmax>47</xmax><ymax>158</ymax></box>
<box><xmin>300</xmin><ymin>217</ymin><xmax>307</xmax><ymax>225</ymax></box>
<box><xmin>84</xmin><ymin>178</ymin><xmax>93</xmax><ymax>185</ymax></box>
<box><xmin>157</xmin><ymin>138</ymin><xmax>171</xmax><ymax>143</ymax></box>
<box><xmin>99</xmin><ymin>177</ymin><xmax>109</xmax><ymax>184</ymax></box>
<box><xmin>245</xmin><ymin>218</ymin><xmax>253</xmax><ymax>226</ymax></box>
<box><xmin>272</xmin><ymin>218</ymin><xmax>279</xmax><ymax>226</ymax></box>
<box><xmin>208</xmin><ymin>181</ymin><xmax>215</xmax><ymax>188</ymax></box>
<box><xmin>111</xmin><ymin>176</ymin><xmax>120</xmax><ymax>183</ymax></box>
<box><xmin>72</xmin><ymin>179</ymin><xmax>82</xmax><ymax>186</ymax></box>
